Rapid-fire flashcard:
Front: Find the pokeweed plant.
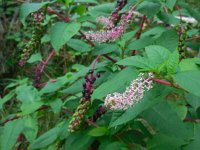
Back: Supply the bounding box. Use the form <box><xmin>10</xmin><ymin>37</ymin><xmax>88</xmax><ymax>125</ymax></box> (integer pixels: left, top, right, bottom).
<box><xmin>0</xmin><ymin>0</ymin><xmax>200</xmax><ymax>150</ymax></box>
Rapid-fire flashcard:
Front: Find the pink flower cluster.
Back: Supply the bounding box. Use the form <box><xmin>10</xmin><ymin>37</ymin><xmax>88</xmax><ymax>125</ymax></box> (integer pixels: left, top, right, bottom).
<box><xmin>96</xmin><ymin>16</ymin><xmax>114</xmax><ymax>29</ymax></box>
<box><xmin>85</xmin><ymin>6</ymin><xmax>136</xmax><ymax>43</ymax></box>
<box><xmin>104</xmin><ymin>73</ymin><xmax>154</xmax><ymax>111</ymax></box>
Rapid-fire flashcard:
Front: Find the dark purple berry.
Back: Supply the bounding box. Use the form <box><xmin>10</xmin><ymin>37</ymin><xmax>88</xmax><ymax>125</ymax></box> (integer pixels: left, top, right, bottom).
<box><xmin>82</xmin><ymin>83</ymin><xmax>87</xmax><ymax>88</ymax></box>
<box><xmin>89</xmin><ymin>69</ymin><xmax>94</xmax><ymax>74</ymax></box>
<box><xmin>84</xmin><ymin>75</ymin><xmax>88</xmax><ymax>80</ymax></box>
<box><xmin>92</xmin><ymin>77</ymin><xmax>96</xmax><ymax>82</ymax></box>
<box><xmin>96</xmin><ymin>73</ymin><xmax>100</xmax><ymax>78</ymax></box>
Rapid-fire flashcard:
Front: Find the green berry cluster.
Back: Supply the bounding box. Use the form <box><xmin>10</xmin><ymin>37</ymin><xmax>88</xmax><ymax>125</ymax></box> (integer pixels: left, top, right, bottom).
<box><xmin>19</xmin><ymin>12</ymin><xmax>45</xmax><ymax>66</ymax></box>
<box><xmin>68</xmin><ymin>99</ymin><xmax>90</xmax><ymax>132</ymax></box>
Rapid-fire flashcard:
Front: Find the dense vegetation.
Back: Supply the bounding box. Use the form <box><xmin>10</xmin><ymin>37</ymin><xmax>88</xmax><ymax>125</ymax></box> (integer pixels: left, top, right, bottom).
<box><xmin>0</xmin><ymin>0</ymin><xmax>200</xmax><ymax>149</ymax></box>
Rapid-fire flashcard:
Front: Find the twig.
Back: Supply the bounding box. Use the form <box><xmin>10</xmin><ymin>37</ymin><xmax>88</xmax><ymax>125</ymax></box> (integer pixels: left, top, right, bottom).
<box><xmin>151</xmin><ymin>78</ymin><xmax>172</xmax><ymax>86</ymax></box>
<box><xmin>151</xmin><ymin>78</ymin><xmax>187</xmax><ymax>92</ymax></box>
<box><xmin>186</xmin><ymin>36</ymin><xmax>200</xmax><ymax>41</ymax></box>
<box><xmin>136</xmin><ymin>15</ymin><xmax>146</xmax><ymax>40</ymax></box>
<box><xmin>0</xmin><ymin>115</ymin><xmax>20</xmax><ymax>126</ymax></box>
<box><xmin>16</xmin><ymin>134</ymin><xmax>23</xmax><ymax>150</ymax></box>
<box><xmin>184</xmin><ymin>118</ymin><xmax>200</xmax><ymax>122</ymax></box>
<box><xmin>0</xmin><ymin>106</ymin><xmax>49</xmax><ymax>126</ymax></box>
<box><xmin>131</xmin><ymin>15</ymin><xmax>146</xmax><ymax>56</ymax></box>
<box><xmin>176</xmin><ymin>6</ymin><xmax>183</xmax><ymax>35</ymax></box>
<box><xmin>92</xmin><ymin>54</ymin><xmax>102</xmax><ymax>70</ymax></box>
<box><xmin>34</xmin><ymin>50</ymin><xmax>55</xmax><ymax>88</ymax></box>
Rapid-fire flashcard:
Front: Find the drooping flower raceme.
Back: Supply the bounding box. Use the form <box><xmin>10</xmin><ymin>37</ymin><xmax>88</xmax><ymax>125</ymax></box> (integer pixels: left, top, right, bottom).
<box><xmin>96</xmin><ymin>16</ymin><xmax>115</xmax><ymax>29</ymax></box>
<box><xmin>19</xmin><ymin>12</ymin><xmax>44</xmax><ymax>66</ymax></box>
<box><xmin>104</xmin><ymin>73</ymin><xmax>154</xmax><ymax>111</ymax></box>
<box><xmin>85</xmin><ymin>5</ymin><xmax>136</xmax><ymax>43</ymax></box>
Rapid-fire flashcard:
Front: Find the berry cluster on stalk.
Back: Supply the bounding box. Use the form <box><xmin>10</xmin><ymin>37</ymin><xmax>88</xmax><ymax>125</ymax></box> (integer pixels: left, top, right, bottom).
<box><xmin>68</xmin><ymin>69</ymin><xmax>100</xmax><ymax>132</ymax></box>
<box><xmin>110</xmin><ymin>0</ymin><xmax>127</xmax><ymax>24</ymax></box>
<box><xmin>19</xmin><ymin>12</ymin><xmax>45</xmax><ymax>66</ymax></box>
<box><xmin>89</xmin><ymin>105</ymin><xmax>107</xmax><ymax>123</ymax></box>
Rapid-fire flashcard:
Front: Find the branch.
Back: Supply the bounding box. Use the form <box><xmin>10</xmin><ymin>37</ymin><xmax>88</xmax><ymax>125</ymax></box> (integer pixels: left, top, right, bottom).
<box><xmin>34</xmin><ymin>50</ymin><xmax>55</xmax><ymax>88</ymax></box>
<box><xmin>0</xmin><ymin>106</ymin><xmax>49</xmax><ymax>126</ymax></box>
<box><xmin>151</xmin><ymin>78</ymin><xmax>172</xmax><ymax>86</ymax></box>
<box><xmin>16</xmin><ymin>134</ymin><xmax>23</xmax><ymax>150</ymax></box>
<box><xmin>131</xmin><ymin>15</ymin><xmax>146</xmax><ymax>56</ymax></box>
<box><xmin>136</xmin><ymin>15</ymin><xmax>146</xmax><ymax>40</ymax></box>
<box><xmin>184</xmin><ymin>118</ymin><xmax>200</xmax><ymax>122</ymax></box>
<box><xmin>0</xmin><ymin>115</ymin><xmax>20</xmax><ymax>126</ymax></box>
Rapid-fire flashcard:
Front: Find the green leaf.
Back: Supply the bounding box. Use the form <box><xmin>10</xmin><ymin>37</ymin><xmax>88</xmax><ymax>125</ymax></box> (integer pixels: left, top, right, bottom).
<box><xmin>67</xmin><ymin>39</ymin><xmax>92</xmax><ymax>52</ymax></box>
<box><xmin>16</xmin><ymin>85</ymin><xmax>40</xmax><ymax>102</ymax></box>
<box><xmin>165</xmin><ymin>0</ymin><xmax>177</xmax><ymax>10</ymax></box>
<box><xmin>127</xmin><ymin>36</ymin><xmax>154</xmax><ymax>50</ymax></box>
<box><xmin>1</xmin><ymin>119</ymin><xmax>24</xmax><ymax>150</ymax></box>
<box><xmin>183</xmin><ymin>124</ymin><xmax>200</xmax><ymax>150</ymax></box>
<box><xmin>88</xmin><ymin>3</ymin><xmax>115</xmax><ymax>17</ymax></box>
<box><xmin>50</xmin><ymin>22</ymin><xmax>81</xmax><ymax>53</ymax></box>
<box><xmin>23</xmin><ymin>115</ymin><xmax>38</xmax><ymax>142</ymax></box>
<box><xmin>179</xmin><ymin>58</ymin><xmax>200</xmax><ymax>71</ymax></box>
<box><xmin>142</xmin><ymin>101</ymin><xmax>192</xmax><ymax>141</ymax></box>
<box><xmin>29</xmin><ymin>126</ymin><xmax>60</xmax><ymax>150</ymax></box>
<box><xmin>0</xmin><ymin>90</ymin><xmax>15</xmax><ymax>110</ymax></box>
<box><xmin>173</xmin><ymin>71</ymin><xmax>200</xmax><ymax>97</ymax></box>
<box><xmin>92</xmin><ymin>44</ymin><xmax>120</xmax><ymax>56</ymax></box>
<box><xmin>186</xmin><ymin>93</ymin><xmax>200</xmax><ymax>111</ymax></box>
<box><xmin>16</xmin><ymin>85</ymin><xmax>43</xmax><ymax>115</ymax></box>
<box><xmin>145</xmin><ymin>45</ymin><xmax>171</xmax><ymax>68</ymax></box>
<box><xmin>116</xmin><ymin>55</ymin><xmax>151</xmax><ymax>69</ymax></box>
<box><xmin>157</xmin><ymin>12</ymin><xmax>179</xmax><ymax>25</ymax></box>
<box><xmin>109</xmin><ymin>85</ymin><xmax>168</xmax><ymax>127</ymax></box>
<box><xmin>155</xmin><ymin>29</ymin><xmax>179</xmax><ymax>52</ymax></box>
<box><xmin>88</xmin><ymin>127</ymin><xmax>108</xmax><ymax>137</ymax></box>
<box><xmin>40</xmin><ymin>76</ymin><xmax>69</xmax><ymax>94</ymax></box>
<box><xmin>137</xmin><ymin>1</ymin><xmax>161</xmax><ymax>17</ymax></box>
<box><xmin>100</xmin><ymin>141</ymin><xmax>127</xmax><ymax>150</ymax></box>
<box><xmin>20</xmin><ymin>2</ymin><xmax>50</xmax><ymax>25</ymax></box>
<box><xmin>166</xmin><ymin>50</ymin><xmax>179</xmax><ymax>74</ymax></box>
<box><xmin>48</xmin><ymin>98</ymin><xmax>63</xmax><ymax>114</ymax></box>
<box><xmin>147</xmin><ymin>133</ymin><xmax>185</xmax><ymax>150</ymax></box>
<box><xmin>92</xmin><ymin>67</ymin><xmax>139</xmax><ymax>100</ymax></box>
<box><xmin>167</xmin><ymin>100</ymin><xmax>187</xmax><ymax>120</ymax></box>
<box><xmin>64</xmin><ymin>132</ymin><xmax>94</xmax><ymax>150</ymax></box>
<box><xmin>27</xmin><ymin>53</ymin><xmax>42</xmax><ymax>63</ymax></box>
<box><xmin>74</xmin><ymin>0</ymin><xmax>99</xmax><ymax>4</ymax></box>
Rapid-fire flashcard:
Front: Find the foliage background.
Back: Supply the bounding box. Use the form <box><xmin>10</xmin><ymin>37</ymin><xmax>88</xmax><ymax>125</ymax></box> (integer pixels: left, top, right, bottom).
<box><xmin>0</xmin><ymin>0</ymin><xmax>200</xmax><ymax>150</ymax></box>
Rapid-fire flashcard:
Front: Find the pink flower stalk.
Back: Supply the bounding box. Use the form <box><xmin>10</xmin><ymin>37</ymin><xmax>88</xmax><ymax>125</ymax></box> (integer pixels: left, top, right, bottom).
<box><xmin>85</xmin><ymin>6</ymin><xmax>136</xmax><ymax>43</ymax></box>
<box><xmin>96</xmin><ymin>16</ymin><xmax>114</xmax><ymax>29</ymax></box>
<box><xmin>104</xmin><ymin>73</ymin><xmax>154</xmax><ymax>111</ymax></box>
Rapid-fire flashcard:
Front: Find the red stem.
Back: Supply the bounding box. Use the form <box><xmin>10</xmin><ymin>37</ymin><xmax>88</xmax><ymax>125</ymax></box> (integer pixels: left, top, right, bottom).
<box><xmin>131</xmin><ymin>15</ymin><xmax>146</xmax><ymax>56</ymax></box>
<box><xmin>0</xmin><ymin>106</ymin><xmax>49</xmax><ymax>126</ymax></box>
<box><xmin>136</xmin><ymin>15</ymin><xmax>146</xmax><ymax>39</ymax></box>
<box><xmin>92</xmin><ymin>54</ymin><xmax>102</xmax><ymax>70</ymax></box>
<box><xmin>184</xmin><ymin>118</ymin><xmax>200</xmax><ymax>122</ymax></box>
<box><xmin>176</xmin><ymin>6</ymin><xmax>183</xmax><ymax>35</ymax></box>
<box><xmin>151</xmin><ymin>78</ymin><xmax>172</xmax><ymax>86</ymax></box>
<box><xmin>16</xmin><ymin>134</ymin><xmax>23</xmax><ymax>150</ymax></box>
<box><xmin>0</xmin><ymin>115</ymin><xmax>20</xmax><ymax>126</ymax></box>
<box><xmin>34</xmin><ymin>50</ymin><xmax>55</xmax><ymax>88</ymax></box>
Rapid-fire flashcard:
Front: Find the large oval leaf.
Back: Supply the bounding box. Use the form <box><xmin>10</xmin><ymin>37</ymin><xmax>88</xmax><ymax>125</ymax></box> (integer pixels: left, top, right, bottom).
<box><xmin>50</xmin><ymin>22</ymin><xmax>81</xmax><ymax>53</ymax></box>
